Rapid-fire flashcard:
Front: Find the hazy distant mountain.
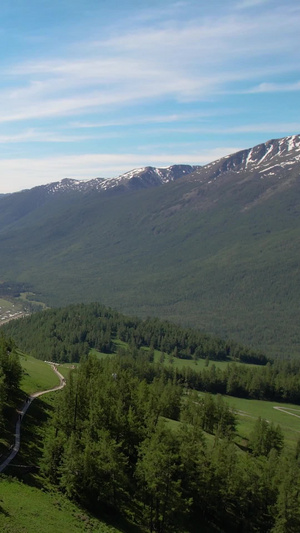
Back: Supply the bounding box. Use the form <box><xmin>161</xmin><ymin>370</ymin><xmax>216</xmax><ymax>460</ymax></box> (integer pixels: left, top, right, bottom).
<box><xmin>0</xmin><ymin>135</ymin><xmax>299</xmax><ymax>356</ymax></box>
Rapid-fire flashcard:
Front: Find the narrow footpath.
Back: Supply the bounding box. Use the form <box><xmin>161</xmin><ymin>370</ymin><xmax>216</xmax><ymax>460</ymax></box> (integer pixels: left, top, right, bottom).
<box><xmin>0</xmin><ymin>364</ymin><xmax>66</xmax><ymax>474</ymax></box>
<box><xmin>273</xmin><ymin>405</ymin><xmax>300</xmax><ymax>419</ymax></box>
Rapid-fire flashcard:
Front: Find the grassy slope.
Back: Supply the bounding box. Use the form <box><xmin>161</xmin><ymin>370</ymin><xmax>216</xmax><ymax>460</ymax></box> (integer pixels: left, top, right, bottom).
<box><xmin>152</xmin><ymin>350</ymin><xmax>259</xmax><ymax>370</ymax></box>
<box><xmin>225</xmin><ymin>395</ymin><xmax>300</xmax><ymax>451</ymax></box>
<box><xmin>19</xmin><ymin>354</ymin><xmax>60</xmax><ymax>394</ymax></box>
<box><xmin>0</xmin><ymin>478</ymin><xmax>121</xmax><ymax>533</ymax></box>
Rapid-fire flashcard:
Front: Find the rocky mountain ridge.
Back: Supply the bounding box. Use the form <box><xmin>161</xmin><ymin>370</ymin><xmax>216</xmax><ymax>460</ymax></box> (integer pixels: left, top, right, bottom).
<box><xmin>205</xmin><ymin>134</ymin><xmax>300</xmax><ymax>175</ymax></box>
<box><xmin>1</xmin><ymin>134</ymin><xmax>299</xmax><ymax>201</ymax></box>
<box><xmin>177</xmin><ymin>134</ymin><xmax>300</xmax><ymax>212</ymax></box>
<box><xmin>32</xmin><ymin>164</ymin><xmax>201</xmax><ymax>197</ymax></box>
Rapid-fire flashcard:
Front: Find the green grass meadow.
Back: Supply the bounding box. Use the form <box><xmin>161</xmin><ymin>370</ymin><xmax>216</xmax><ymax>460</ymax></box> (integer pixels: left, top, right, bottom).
<box><xmin>226</xmin><ymin>395</ymin><xmax>300</xmax><ymax>451</ymax></box>
<box><xmin>153</xmin><ymin>350</ymin><xmax>260</xmax><ymax>371</ymax></box>
<box><xmin>196</xmin><ymin>392</ymin><xmax>300</xmax><ymax>451</ymax></box>
<box><xmin>0</xmin><ymin>477</ymin><xmax>122</xmax><ymax>533</ymax></box>
<box><xmin>92</xmin><ymin>344</ymin><xmax>260</xmax><ymax>371</ymax></box>
<box><xmin>19</xmin><ymin>353</ymin><xmax>60</xmax><ymax>395</ymax></box>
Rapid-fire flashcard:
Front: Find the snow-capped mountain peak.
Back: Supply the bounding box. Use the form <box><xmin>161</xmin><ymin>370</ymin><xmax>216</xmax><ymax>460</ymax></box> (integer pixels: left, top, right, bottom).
<box><xmin>42</xmin><ymin>165</ymin><xmax>200</xmax><ymax>196</ymax></box>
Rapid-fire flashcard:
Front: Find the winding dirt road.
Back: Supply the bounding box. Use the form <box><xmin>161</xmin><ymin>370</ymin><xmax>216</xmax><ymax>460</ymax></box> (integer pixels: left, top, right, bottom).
<box><xmin>0</xmin><ymin>364</ymin><xmax>66</xmax><ymax>474</ymax></box>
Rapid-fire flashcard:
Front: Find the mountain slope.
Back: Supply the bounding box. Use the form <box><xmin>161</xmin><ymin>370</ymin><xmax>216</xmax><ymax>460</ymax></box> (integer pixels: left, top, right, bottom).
<box><xmin>0</xmin><ymin>135</ymin><xmax>299</xmax><ymax>356</ymax></box>
<box><xmin>0</xmin><ymin>164</ymin><xmax>199</xmax><ymax>232</ymax></box>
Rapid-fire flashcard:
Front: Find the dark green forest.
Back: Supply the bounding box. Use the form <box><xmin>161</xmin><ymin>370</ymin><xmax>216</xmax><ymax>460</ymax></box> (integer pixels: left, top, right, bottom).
<box><xmin>2</xmin><ymin>305</ymin><xmax>300</xmax><ymax>531</ymax></box>
<box><xmin>4</xmin><ymin>303</ymin><xmax>300</xmax><ymax>404</ymax></box>
<box><xmin>42</xmin><ymin>352</ymin><xmax>300</xmax><ymax>532</ymax></box>
<box><xmin>3</xmin><ymin>303</ymin><xmax>268</xmax><ymax>365</ymax></box>
<box><xmin>0</xmin><ymin>334</ymin><xmax>22</xmax><ymax>430</ymax></box>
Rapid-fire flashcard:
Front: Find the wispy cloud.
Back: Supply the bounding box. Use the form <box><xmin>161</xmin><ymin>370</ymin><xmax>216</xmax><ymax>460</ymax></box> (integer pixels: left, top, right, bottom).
<box><xmin>70</xmin><ymin>109</ymin><xmax>235</xmax><ymax>129</ymax></box>
<box><xmin>247</xmin><ymin>81</ymin><xmax>300</xmax><ymax>93</ymax></box>
<box><xmin>1</xmin><ymin>5</ymin><xmax>298</xmax><ymax>124</ymax></box>
<box><xmin>235</xmin><ymin>0</ymin><xmax>271</xmax><ymax>9</ymax></box>
<box><xmin>0</xmin><ymin>128</ymin><xmax>108</xmax><ymax>143</ymax></box>
<box><xmin>153</xmin><ymin>122</ymin><xmax>300</xmax><ymax>135</ymax></box>
<box><xmin>215</xmin><ymin>122</ymin><xmax>300</xmax><ymax>134</ymax></box>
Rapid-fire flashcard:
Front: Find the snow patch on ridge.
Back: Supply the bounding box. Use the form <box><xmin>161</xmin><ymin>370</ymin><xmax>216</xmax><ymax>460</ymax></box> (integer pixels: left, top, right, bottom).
<box><xmin>258</xmin><ymin>143</ymin><xmax>274</xmax><ymax>165</ymax></box>
<box><xmin>245</xmin><ymin>148</ymin><xmax>254</xmax><ymax>169</ymax></box>
<box><xmin>43</xmin><ymin>165</ymin><xmax>199</xmax><ymax>196</ymax></box>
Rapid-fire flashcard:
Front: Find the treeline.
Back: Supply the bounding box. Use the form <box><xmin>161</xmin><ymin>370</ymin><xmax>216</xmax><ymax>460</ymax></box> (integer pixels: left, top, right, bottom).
<box><xmin>177</xmin><ymin>359</ymin><xmax>300</xmax><ymax>404</ymax></box>
<box><xmin>0</xmin><ymin>334</ymin><xmax>22</xmax><ymax>428</ymax></box>
<box><xmin>4</xmin><ymin>301</ymin><xmax>300</xmax><ymax>404</ymax></box>
<box><xmin>43</xmin><ymin>353</ymin><xmax>300</xmax><ymax>532</ymax></box>
<box><xmin>120</xmin><ymin>346</ymin><xmax>300</xmax><ymax>405</ymax></box>
<box><xmin>2</xmin><ymin>302</ymin><xmax>268</xmax><ymax>365</ymax></box>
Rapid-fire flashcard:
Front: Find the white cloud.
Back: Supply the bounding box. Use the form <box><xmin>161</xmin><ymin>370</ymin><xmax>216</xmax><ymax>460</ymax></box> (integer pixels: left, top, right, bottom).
<box><xmin>0</xmin><ymin>128</ymin><xmax>105</xmax><ymax>143</ymax></box>
<box><xmin>70</xmin><ymin>109</ymin><xmax>233</xmax><ymax>129</ymax></box>
<box><xmin>247</xmin><ymin>81</ymin><xmax>300</xmax><ymax>93</ymax></box>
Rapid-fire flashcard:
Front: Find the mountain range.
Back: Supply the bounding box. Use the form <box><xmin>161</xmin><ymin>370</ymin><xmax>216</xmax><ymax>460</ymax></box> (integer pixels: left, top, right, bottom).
<box><xmin>0</xmin><ymin>134</ymin><xmax>300</xmax><ymax>356</ymax></box>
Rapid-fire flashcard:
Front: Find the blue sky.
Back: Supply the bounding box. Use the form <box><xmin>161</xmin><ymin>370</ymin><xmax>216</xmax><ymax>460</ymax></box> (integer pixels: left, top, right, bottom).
<box><xmin>0</xmin><ymin>0</ymin><xmax>299</xmax><ymax>193</ymax></box>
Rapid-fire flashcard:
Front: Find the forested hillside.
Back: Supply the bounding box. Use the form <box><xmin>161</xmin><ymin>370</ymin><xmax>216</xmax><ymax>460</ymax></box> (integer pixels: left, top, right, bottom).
<box><xmin>0</xmin><ymin>136</ymin><xmax>300</xmax><ymax>356</ymax></box>
<box><xmin>2</xmin><ymin>303</ymin><xmax>268</xmax><ymax>365</ymax></box>
<box><xmin>4</xmin><ymin>303</ymin><xmax>267</xmax><ymax>364</ymax></box>
<box><xmin>4</xmin><ymin>302</ymin><xmax>300</xmax><ymax>404</ymax></box>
